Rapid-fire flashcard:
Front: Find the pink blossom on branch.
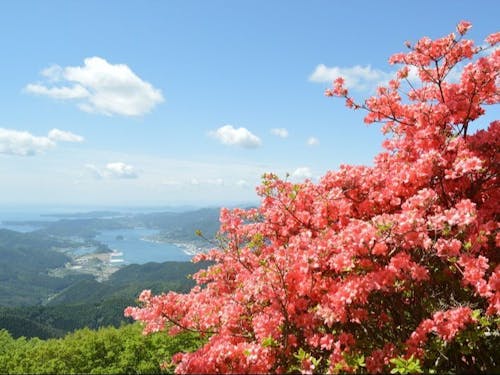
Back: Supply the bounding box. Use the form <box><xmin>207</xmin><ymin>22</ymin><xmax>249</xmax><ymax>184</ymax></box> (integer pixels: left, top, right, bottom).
<box><xmin>126</xmin><ymin>23</ymin><xmax>499</xmax><ymax>374</ymax></box>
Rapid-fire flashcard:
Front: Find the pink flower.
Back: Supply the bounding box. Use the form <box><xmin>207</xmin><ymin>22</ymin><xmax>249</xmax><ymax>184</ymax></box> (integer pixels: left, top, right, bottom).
<box><xmin>138</xmin><ymin>289</ymin><xmax>152</xmax><ymax>303</ymax></box>
<box><xmin>485</xmin><ymin>31</ymin><xmax>500</xmax><ymax>46</ymax></box>
<box><xmin>434</xmin><ymin>238</ymin><xmax>462</xmax><ymax>258</ymax></box>
<box><xmin>457</xmin><ymin>21</ymin><xmax>472</xmax><ymax>35</ymax></box>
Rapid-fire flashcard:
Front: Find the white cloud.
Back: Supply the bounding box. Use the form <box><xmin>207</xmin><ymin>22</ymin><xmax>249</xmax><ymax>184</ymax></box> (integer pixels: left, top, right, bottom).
<box><xmin>25</xmin><ymin>83</ymin><xmax>90</xmax><ymax>99</ymax></box>
<box><xmin>291</xmin><ymin>167</ymin><xmax>312</xmax><ymax>181</ymax></box>
<box><xmin>0</xmin><ymin>128</ymin><xmax>55</xmax><ymax>156</ymax></box>
<box><xmin>190</xmin><ymin>178</ymin><xmax>200</xmax><ymax>185</ymax></box>
<box><xmin>309</xmin><ymin>62</ymin><xmax>467</xmax><ymax>94</ymax></box>
<box><xmin>26</xmin><ymin>57</ymin><xmax>164</xmax><ymax>116</ymax></box>
<box><xmin>48</xmin><ymin>128</ymin><xmax>84</xmax><ymax>143</ymax></box>
<box><xmin>85</xmin><ymin>162</ymin><xmax>138</xmax><ymax>179</ymax></box>
<box><xmin>309</xmin><ymin>64</ymin><xmax>393</xmax><ymax>91</ymax></box>
<box><xmin>307</xmin><ymin>136</ymin><xmax>319</xmax><ymax>146</ymax></box>
<box><xmin>236</xmin><ymin>179</ymin><xmax>249</xmax><ymax>188</ymax></box>
<box><xmin>41</xmin><ymin>65</ymin><xmax>64</xmax><ymax>81</ymax></box>
<box><xmin>0</xmin><ymin>128</ymin><xmax>84</xmax><ymax>156</ymax></box>
<box><xmin>209</xmin><ymin>125</ymin><xmax>262</xmax><ymax>148</ymax></box>
<box><xmin>270</xmin><ymin>128</ymin><xmax>289</xmax><ymax>138</ymax></box>
<box><xmin>105</xmin><ymin>162</ymin><xmax>138</xmax><ymax>179</ymax></box>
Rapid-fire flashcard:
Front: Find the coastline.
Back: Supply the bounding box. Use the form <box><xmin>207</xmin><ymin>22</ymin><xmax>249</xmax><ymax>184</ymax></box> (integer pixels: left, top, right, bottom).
<box><xmin>141</xmin><ymin>235</ymin><xmax>208</xmax><ymax>257</ymax></box>
<box><xmin>52</xmin><ymin>237</ymin><xmax>206</xmax><ymax>282</ymax></box>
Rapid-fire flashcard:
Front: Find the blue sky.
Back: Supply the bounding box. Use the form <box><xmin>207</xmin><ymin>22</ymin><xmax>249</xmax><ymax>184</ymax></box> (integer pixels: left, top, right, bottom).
<box><xmin>0</xmin><ymin>1</ymin><xmax>498</xmax><ymax>208</ymax></box>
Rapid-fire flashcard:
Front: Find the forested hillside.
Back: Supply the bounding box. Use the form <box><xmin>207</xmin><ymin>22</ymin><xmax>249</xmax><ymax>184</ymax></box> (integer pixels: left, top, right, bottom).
<box><xmin>0</xmin><ymin>261</ymin><xmax>208</xmax><ymax>338</ymax></box>
<box><xmin>0</xmin><ymin>229</ymin><xmax>93</xmax><ymax>305</ymax></box>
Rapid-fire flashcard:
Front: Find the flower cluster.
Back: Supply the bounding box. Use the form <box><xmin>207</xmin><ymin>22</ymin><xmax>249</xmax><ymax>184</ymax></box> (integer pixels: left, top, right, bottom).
<box><xmin>126</xmin><ymin>22</ymin><xmax>499</xmax><ymax>374</ymax></box>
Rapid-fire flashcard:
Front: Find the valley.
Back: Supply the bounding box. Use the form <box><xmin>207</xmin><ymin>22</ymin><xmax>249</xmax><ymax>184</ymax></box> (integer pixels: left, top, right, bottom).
<box><xmin>0</xmin><ymin>207</ymin><xmax>220</xmax><ymax>338</ymax></box>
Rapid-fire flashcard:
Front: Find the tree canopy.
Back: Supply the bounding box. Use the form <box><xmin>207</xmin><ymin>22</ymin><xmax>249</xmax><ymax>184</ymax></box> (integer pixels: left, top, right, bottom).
<box><xmin>0</xmin><ymin>324</ymin><xmax>202</xmax><ymax>374</ymax></box>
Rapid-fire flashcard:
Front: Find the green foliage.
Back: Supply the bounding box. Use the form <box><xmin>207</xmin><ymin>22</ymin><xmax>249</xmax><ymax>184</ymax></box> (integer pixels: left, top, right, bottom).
<box><xmin>422</xmin><ymin>312</ymin><xmax>500</xmax><ymax>374</ymax></box>
<box><xmin>344</xmin><ymin>352</ymin><xmax>366</xmax><ymax>372</ymax></box>
<box><xmin>261</xmin><ymin>336</ymin><xmax>279</xmax><ymax>348</ymax></box>
<box><xmin>0</xmin><ymin>323</ymin><xmax>203</xmax><ymax>374</ymax></box>
<box><xmin>390</xmin><ymin>355</ymin><xmax>423</xmax><ymax>374</ymax></box>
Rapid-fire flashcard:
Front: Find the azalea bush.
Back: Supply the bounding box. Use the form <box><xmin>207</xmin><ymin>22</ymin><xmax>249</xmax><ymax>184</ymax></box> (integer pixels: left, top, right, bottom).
<box><xmin>126</xmin><ymin>22</ymin><xmax>499</xmax><ymax>374</ymax></box>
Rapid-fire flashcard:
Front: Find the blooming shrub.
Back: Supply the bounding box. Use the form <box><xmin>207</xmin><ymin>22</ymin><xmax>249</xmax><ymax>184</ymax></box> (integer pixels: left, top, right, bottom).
<box><xmin>126</xmin><ymin>22</ymin><xmax>499</xmax><ymax>374</ymax></box>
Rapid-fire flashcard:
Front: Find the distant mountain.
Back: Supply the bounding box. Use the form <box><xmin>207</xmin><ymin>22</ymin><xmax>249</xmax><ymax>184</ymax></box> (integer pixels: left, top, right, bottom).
<box><xmin>0</xmin><ymin>261</ymin><xmax>209</xmax><ymax>338</ymax></box>
<box><xmin>6</xmin><ymin>207</ymin><xmax>222</xmax><ymax>245</ymax></box>
<box><xmin>41</xmin><ymin>211</ymin><xmax>124</xmax><ymax>219</ymax></box>
<box><xmin>36</xmin><ymin>218</ymin><xmax>132</xmax><ymax>238</ymax></box>
<box><xmin>135</xmin><ymin>208</ymin><xmax>221</xmax><ymax>246</ymax></box>
<box><xmin>0</xmin><ymin>229</ymin><xmax>93</xmax><ymax>306</ymax></box>
<box><xmin>0</xmin><ymin>228</ymin><xmax>72</xmax><ymax>250</ymax></box>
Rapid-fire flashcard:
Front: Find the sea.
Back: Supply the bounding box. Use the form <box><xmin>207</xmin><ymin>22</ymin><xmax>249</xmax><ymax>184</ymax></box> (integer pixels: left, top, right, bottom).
<box><xmin>0</xmin><ymin>211</ymin><xmax>58</xmax><ymax>232</ymax></box>
<box><xmin>0</xmin><ymin>210</ymin><xmax>193</xmax><ymax>264</ymax></box>
<box><xmin>95</xmin><ymin>228</ymin><xmax>192</xmax><ymax>264</ymax></box>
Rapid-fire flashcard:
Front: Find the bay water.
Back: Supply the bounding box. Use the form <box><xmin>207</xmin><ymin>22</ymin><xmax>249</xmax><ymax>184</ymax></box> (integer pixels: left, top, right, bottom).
<box><xmin>0</xmin><ymin>211</ymin><xmax>192</xmax><ymax>264</ymax></box>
